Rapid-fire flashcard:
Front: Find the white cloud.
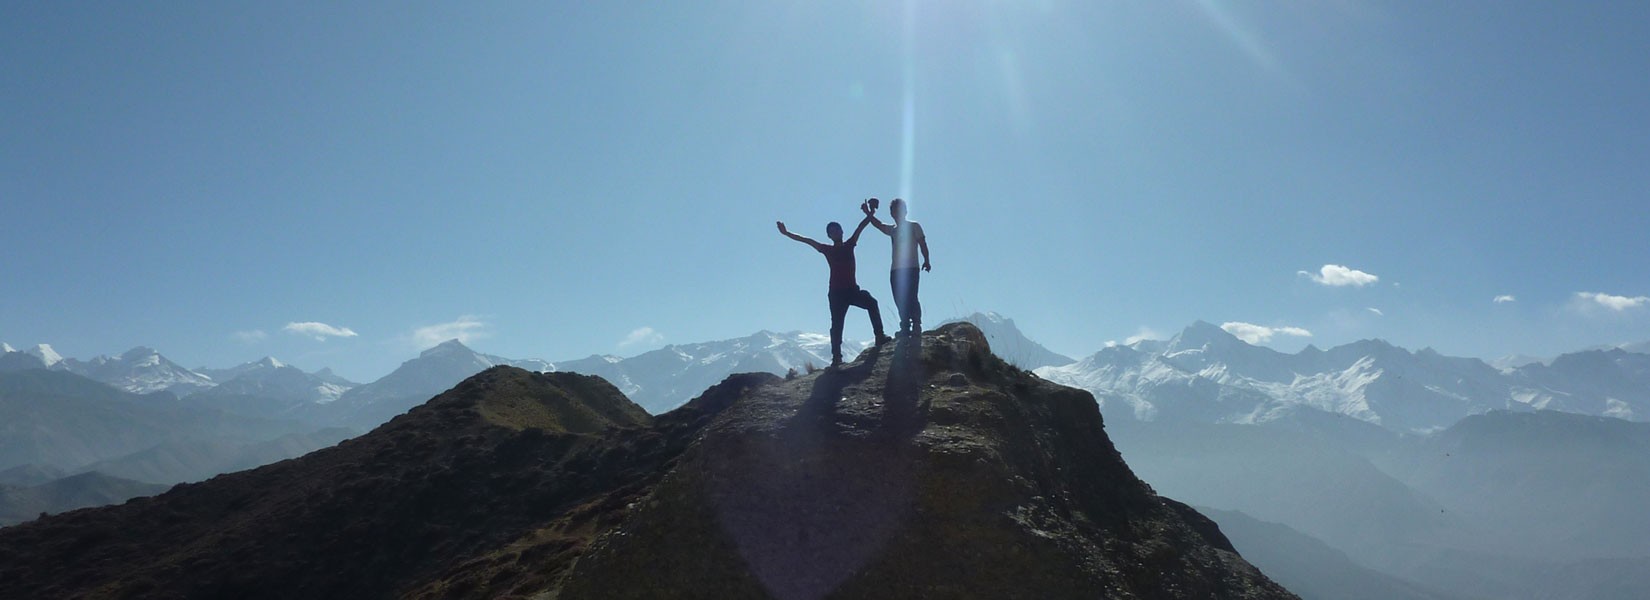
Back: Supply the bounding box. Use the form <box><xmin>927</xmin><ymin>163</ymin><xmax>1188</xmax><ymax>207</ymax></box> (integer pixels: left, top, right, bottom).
<box><xmin>1124</xmin><ymin>327</ymin><xmax>1163</xmax><ymax>346</ymax></box>
<box><xmin>1366</xmin><ymin>308</ymin><xmax>1384</xmax><ymax>317</ymax></box>
<box><xmin>619</xmin><ymin>326</ymin><xmax>665</xmax><ymax>349</ymax></box>
<box><xmin>1298</xmin><ymin>264</ymin><xmax>1379</xmax><ymax>287</ymax></box>
<box><xmin>283</xmin><ymin>321</ymin><xmax>359</xmax><ymax>341</ymax></box>
<box><xmin>1494</xmin><ymin>295</ymin><xmax>1517</xmax><ymax>304</ymax></box>
<box><xmin>232</xmin><ymin>329</ymin><xmax>268</xmax><ymax>343</ymax></box>
<box><xmin>1575</xmin><ymin>292</ymin><xmax>1649</xmax><ymax>312</ymax></box>
<box><xmin>1221</xmin><ymin>322</ymin><xmax>1313</xmax><ymax>345</ymax></box>
<box><xmin>410</xmin><ymin>315</ymin><xmax>489</xmax><ymax>348</ymax></box>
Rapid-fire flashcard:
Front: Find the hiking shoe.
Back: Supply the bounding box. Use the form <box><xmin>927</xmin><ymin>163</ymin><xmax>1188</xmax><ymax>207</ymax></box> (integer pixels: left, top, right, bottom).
<box><xmin>875</xmin><ymin>334</ymin><xmax>894</xmax><ymax>346</ymax></box>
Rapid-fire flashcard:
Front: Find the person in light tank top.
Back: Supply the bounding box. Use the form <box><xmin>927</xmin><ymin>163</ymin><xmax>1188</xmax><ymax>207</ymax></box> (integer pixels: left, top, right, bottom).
<box><xmin>863</xmin><ymin>198</ymin><xmax>930</xmax><ymax>338</ymax></box>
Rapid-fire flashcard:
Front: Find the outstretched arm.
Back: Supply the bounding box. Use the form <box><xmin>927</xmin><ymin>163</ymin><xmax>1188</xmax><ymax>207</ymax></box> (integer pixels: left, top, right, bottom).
<box><xmin>866</xmin><ymin>213</ymin><xmax>895</xmax><ymax>236</ymax></box>
<box><xmin>777</xmin><ymin>221</ymin><xmax>824</xmax><ymax>251</ymax></box>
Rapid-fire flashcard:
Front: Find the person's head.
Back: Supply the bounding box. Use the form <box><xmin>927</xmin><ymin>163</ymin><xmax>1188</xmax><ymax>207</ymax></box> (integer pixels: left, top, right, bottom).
<box><xmin>826</xmin><ymin>221</ymin><xmax>844</xmax><ymax>242</ymax></box>
<box><xmin>890</xmin><ymin>198</ymin><xmax>908</xmax><ymax>222</ymax></box>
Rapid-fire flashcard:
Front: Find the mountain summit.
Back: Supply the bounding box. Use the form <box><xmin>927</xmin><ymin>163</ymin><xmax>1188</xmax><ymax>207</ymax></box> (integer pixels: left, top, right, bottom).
<box><xmin>0</xmin><ymin>323</ymin><xmax>1292</xmax><ymax>599</ymax></box>
<box><xmin>321</xmin><ymin>339</ymin><xmax>553</xmax><ymax>429</ymax></box>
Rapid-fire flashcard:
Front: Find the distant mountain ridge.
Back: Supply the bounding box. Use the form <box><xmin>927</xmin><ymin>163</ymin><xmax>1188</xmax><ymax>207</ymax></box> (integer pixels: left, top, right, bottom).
<box><xmin>552</xmin><ymin>330</ymin><xmax>862</xmax><ymax>414</ymax></box>
<box><xmin>1037</xmin><ymin>320</ymin><xmax>1650</xmax><ymax>433</ymax></box>
<box><xmin>318</xmin><ymin>339</ymin><xmax>555</xmax><ymax>430</ymax></box>
<box><xmin>0</xmin><ymin>369</ymin><xmax>324</xmax><ymax>491</ymax></box>
<box><xmin>55</xmin><ymin>346</ymin><xmax>216</xmax><ymax>396</ymax></box>
<box><xmin>951</xmin><ymin>311</ymin><xmax>1075</xmax><ymax>369</ymax></box>
<box><xmin>188</xmin><ymin>357</ymin><xmax>357</xmax><ymax>421</ymax></box>
<box><xmin>0</xmin><ymin>472</ymin><xmax>169</xmax><ymax>527</ymax></box>
<box><xmin>12</xmin><ymin>316</ymin><xmax>1650</xmax><ymax>438</ymax></box>
<box><xmin>10</xmin><ymin>314</ymin><xmax>1650</xmax><ymax>436</ymax></box>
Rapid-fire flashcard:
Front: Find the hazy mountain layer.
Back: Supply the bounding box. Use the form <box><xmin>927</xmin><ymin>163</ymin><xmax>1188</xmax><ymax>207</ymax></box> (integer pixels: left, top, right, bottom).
<box><xmin>0</xmin><ymin>370</ymin><xmax>313</xmax><ymax>472</ymax></box>
<box><xmin>78</xmin><ymin>428</ymin><xmax>357</xmax><ymax>485</ymax></box>
<box><xmin>0</xmin><ymin>472</ymin><xmax>169</xmax><ymax>527</ymax></box>
<box><xmin>1199</xmin><ymin>508</ymin><xmax>1459</xmax><ymax>600</ymax></box>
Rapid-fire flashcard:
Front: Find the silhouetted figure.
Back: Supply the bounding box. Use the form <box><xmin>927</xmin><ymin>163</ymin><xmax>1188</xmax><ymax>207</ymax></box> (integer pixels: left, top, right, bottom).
<box><xmin>865</xmin><ymin>198</ymin><xmax>930</xmax><ymax>337</ymax></box>
<box><xmin>778</xmin><ymin>215</ymin><xmax>893</xmax><ymax>367</ymax></box>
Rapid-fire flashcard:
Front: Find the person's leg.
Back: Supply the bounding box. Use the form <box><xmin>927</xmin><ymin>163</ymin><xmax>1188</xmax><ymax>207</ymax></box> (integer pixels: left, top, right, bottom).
<box><xmin>851</xmin><ymin>289</ymin><xmax>889</xmax><ymax>342</ymax></box>
<box><xmin>890</xmin><ymin>270</ymin><xmax>911</xmax><ymax>334</ymax></box>
<box><xmin>909</xmin><ymin>270</ymin><xmax>922</xmax><ymax>333</ymax></box>
<box><xmin>828</xmin><ymin>291</ymin><xmax>851</xmax><ymax>364</ymax></box>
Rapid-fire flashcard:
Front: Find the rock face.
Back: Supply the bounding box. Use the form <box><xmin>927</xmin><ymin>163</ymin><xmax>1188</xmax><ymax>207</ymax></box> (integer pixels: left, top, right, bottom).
<box><xmin>0</xmin><ymin>323</ymin><xmax>1292</xmax><ymax>599</ymax></box>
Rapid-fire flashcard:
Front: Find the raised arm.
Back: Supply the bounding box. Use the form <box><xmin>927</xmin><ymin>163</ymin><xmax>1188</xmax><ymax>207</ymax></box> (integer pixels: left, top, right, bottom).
<box><xmin>846</xmin><ymin>215</ymin><xmax>874</xmax><ymax>246</ymax></box>
<box><xmin>777</xmin><ymin>221</ymin><xmax>824</xmax><ymax>251</ymax></box>
<box><xmin>862</xmin><ymin>202</ymin><xmax>895</xmax><ymax>236</ymax></box>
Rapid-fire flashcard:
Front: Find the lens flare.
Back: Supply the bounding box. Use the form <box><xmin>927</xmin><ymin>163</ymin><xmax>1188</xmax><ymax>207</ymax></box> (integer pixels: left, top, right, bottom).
<box><xmin>899</xmin><ymin>0</ymin><xmax>916</xmax><ymax>203</ymax></box>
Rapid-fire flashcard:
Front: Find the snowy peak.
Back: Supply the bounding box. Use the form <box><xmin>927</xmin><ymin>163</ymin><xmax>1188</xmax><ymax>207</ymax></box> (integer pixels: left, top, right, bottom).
<box><xmin>56</xmin><ymin>347</ymin><xmax>214</xmax><ymax>396</ymax></box>
<box><xmin>195</xmin><ymin>358</ymin><xmax>358</xmax><ymax>409</ymax></box>
<box><xmin>1</xmin><ymin>343</ymin><xmax>13</xmax><ymax>353</ymax></box>
<box><xmin>198</xmin><ymin>356</ymin><xmax>291</xmax><ymax>382</ymax></box>
<box><xmin>1167</xmin><ymin>320</ymin><xmax>1243</xmax><ymax>353</ymax></box>
<box><xmin>25</xmin><ymin>344</ymin><xmax>62</xmax><ymax>367</ymax></box>
<box><xmin>951</xmin><ymin>312</ymin><xmax>1075</xmax><ymax>369</ymax></box>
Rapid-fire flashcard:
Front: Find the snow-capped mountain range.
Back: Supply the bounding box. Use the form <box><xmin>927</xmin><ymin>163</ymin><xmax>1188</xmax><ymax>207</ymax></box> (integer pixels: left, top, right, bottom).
<box><xmin>0</xmin><ymin>344</ymin><xmax>354</xmax><ymax>407</ymax></box>
<box><xmin>56</xmin><ymin>347</ymin><xmax>218</xmax><ymax>397</ymax></box>
<box><xmin>553</xmin><ymin>330</ymin><xmax>863</xmax><ymax>414</ymax></box>
<box><xmin>190</xmin><ymin>356</ymin><xmax>356</xmax><ymax>417</ymax></box>
<box><xmin>1035</xmin><ymin>320</ymin><xmax>1650</xmax><ymax>434</ymax></box>
<box><xmin>8</xmin><ymin>314</ymin><xmax>1650</xmax><ymax>433</ymax></box>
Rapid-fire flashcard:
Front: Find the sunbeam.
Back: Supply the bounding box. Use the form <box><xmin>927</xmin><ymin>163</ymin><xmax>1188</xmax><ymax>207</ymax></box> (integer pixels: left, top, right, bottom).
<box><xmin>899</xmin><ymin>0</ymin><xmax>917</xmax><ymax>203</ymax></box>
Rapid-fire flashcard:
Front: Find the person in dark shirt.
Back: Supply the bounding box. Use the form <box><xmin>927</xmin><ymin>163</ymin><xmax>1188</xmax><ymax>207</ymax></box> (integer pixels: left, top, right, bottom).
<box><xmin>864</xmin><ymin>198</ymin><xmax>930</xmax><ymax>337</ymax></box>
<box><xmin>778</xmin><ymin>211</ymin><xmax>893</xmax><ymax>367</ymax></box>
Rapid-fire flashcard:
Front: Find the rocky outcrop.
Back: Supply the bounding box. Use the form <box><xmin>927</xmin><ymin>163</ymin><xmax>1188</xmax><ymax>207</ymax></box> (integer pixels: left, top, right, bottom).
<box><xmin>561</xmin><ymin>322</ymin><xmax>1291</xmax><ymax>599</ymax></box>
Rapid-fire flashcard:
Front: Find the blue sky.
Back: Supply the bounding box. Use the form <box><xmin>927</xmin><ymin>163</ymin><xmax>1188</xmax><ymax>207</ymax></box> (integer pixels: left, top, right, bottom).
<box><xmin>4</xmin><ymin>1</ymin><xmax>1648</xmax><ymax>381</ymax></box>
